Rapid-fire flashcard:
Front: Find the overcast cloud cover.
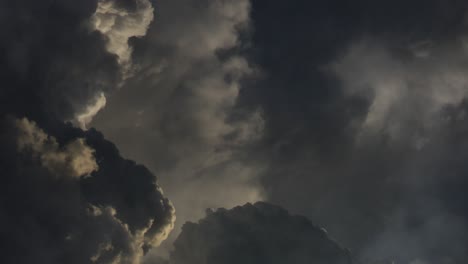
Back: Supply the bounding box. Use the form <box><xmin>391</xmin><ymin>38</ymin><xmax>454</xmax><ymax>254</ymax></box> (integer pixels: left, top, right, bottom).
<box><xmin>3</xmin><ymin>0</ymin><xmax>468</xmax><ymax>264</ymax></box>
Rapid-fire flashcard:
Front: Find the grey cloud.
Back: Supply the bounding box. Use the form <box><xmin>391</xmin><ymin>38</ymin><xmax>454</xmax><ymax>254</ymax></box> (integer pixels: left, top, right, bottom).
<box><xmin>92</xmin><ymin>1</ymin><xmax>266</xmax><ymax>255</ymax></box>
<box><xmin>0</xmin><ymin>0</ymin><xmax>175</xmax><ymax>263</ymax></box>
<box><xmin>232</xmin><ymin>1</ymin><xmax>468</xmax><ymax>263</ymax></box>
<box><xmin>327</xmin><ymin>34</ymin><xmax>468</xmax><ymax>263</ymax></box>
<box><xmin>76</xmin><ymin>92</ymin><xmax>108</xmax><ymax>129</ymax></box>
<box><xmin>89</xmin><ymin>0</ymin><xmax>468</xmax><ymax>263</ymax></box>
<box><xmin>92</xmin><ymin>0</ymin><xmax>154</xmax><ymax>75</ymax></box>
<box><xmin>15</xmin><ymin>117</ymin><xmax>98</xmax><ymax>178</ymax></box>
<box><xmin>0</xmin><ymin>0</ymin><xmax>119</xmax><ymax>123</ymax></box>
<box><xmin>0</xmin><ymin>0</ymin><xmax>153</xmax><ymax>127</ymax></box>
<box><xmin>5</xmin><ymin>0</ymin><xmax>468</xmax><ymax>263</ymax></box>
<box><xmin>75</xmin><ymin>0</ymin><xmax>155</xmax><ymax>129</ymax></box>
<box><xmin>159</xmin><ymin>202</ymin><xmax>351</xmax><ymax>264</ymax></box>
<box><xmin>90</xmin><ymin>0</ymin><xmax>468</xmax><ymax>262</ymax></box>
<box><xmin>332</xmin><ymin>38</ymin><xmax>468</xmax><ymax>146</ymax></box>
<box><xmin>0</xmin><ymin>116</ymin><xmax>175</xmax><ymax>264</ymax></box>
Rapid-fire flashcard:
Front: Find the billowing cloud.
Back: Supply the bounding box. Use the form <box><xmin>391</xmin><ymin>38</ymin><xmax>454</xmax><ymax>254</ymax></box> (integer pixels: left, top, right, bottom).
<box><xmin>0</xmin><ymin>0</ymin><xmax>175</xmax><ymax>263</ymax></box>
<box><xmin>5</xmin><ymin>0</ymin><xmax>468</xmax><ymax>263</ymax></box>
<box><xmin>0</xmin><ymin>0</ymin><xmax>153</xmax><ymax>128</ymax></box>
<box><xmin>159</xmin><ymin>202</ymin><xmax>351</xmax><ymax>264</ymax></box>
<box><xmin>16</xmin><ymin>117</ymin><xmax>98</xmax><ymax>178</ymax></box>
<box><xmin>0</xmin><ymin>116</ymin><xmax>175</xmax><ymax>264</ymax></box>
<box><xmin>0</xmin><ymin>0</ymin><xmax>121</xmax><ymax>124</ymax></box>
<box><xmin>78</xmin><ymin>0</ymin><xmax>155</xmax><ymax>127</ymax></box>
<box><xmin>229</xmin><ymin>1</ymin><xmax>468</xmax><ymax>263</ymax></box>
<box><xmin>91</xmin><ymin>1</ymin><xmax>468</xmax><ymax>262</ymax></box>
<box><xmin>92</xmin><ymin>0</ymin><xmax>154</xmax><ymax>73</ymax></box>
<box><xmin>92</xmin><ymin>1</ymin><xmax>266</xmax><ymax>255</ymax></box>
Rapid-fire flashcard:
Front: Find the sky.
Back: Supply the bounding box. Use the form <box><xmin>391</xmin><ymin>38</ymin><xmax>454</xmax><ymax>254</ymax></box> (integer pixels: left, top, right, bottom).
<box><xmin>1</xmin><ymin>0</ymin><xmax>468</xmax><ymax>264</ymax></box>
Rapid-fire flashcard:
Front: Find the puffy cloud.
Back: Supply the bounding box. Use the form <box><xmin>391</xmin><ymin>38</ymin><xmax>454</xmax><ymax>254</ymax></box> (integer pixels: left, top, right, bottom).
<box><xmin>92</xmin><ymin>0</ymin><xmax>154</xmax><ymax>72</ymax></box>
<box><xmin>0</xmin><ymin>117</ymin><xmax>175</xmax><ymax>264</ymax></box>
<box><xmin>16</xmin><ymin>117</ymin><xmax>98</xmax><ymax>178</ymax></box>
<box><xmin>0</xmin><ymin>0</ymin><xmax>175</xmax><ymax>263</ymax></box>
<box><xmin>0</xmin><ymin>0</ymin><xmax>154</xmax><ymax>128</ymax></box>
<box><xmin>0</xmin><ymin>0</ymin><xmax>120</xmax><ymax>124</ymax></box>
<box><xmin>161</xmin><ymin>202</ymin><xmax>351</xmax><ymax>264</ymax></box>
<box><xmin>7</xmin><ymin>0</ymin><xmax>468</xmax><ymax>263</ymax></box>
<box><xmin>78</xmin><ymin>0</ymin><xmax>155</xmax><ymax>127</ymax></box>
<box><xmin>90</xmin><ymin>1</ymin><xmax>468</xmax><ymax>263</ymax></box>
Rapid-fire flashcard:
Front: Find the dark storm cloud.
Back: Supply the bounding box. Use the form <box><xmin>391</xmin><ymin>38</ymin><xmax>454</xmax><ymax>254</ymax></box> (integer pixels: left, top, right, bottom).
<box><xmin>232</xmin><ymin>0</ymin><xmax>468</xmax><ymax>263</ymax></box>
<box><xmin>0</xmin><ymin>0</ymin><xmax>174</xmax><ymax>263</ymax></box>
<box><xmin>16</xmin><ymin>0</ymin><xmax>468</xmax><ymax>263</ymax></box>
<box><xmin>0</xmin><ymin>0</ymin><xmax>119</xmax><ymax>123</ymax></box>
<box><xmin>158</xmin><ymin>202</ymin><xmax>351</xmax><ymax>264</ymax></box>
<box><xmin>0</xmin><ymin>117</ymin><xmax>174</xmax><ymax>264</ymax></box>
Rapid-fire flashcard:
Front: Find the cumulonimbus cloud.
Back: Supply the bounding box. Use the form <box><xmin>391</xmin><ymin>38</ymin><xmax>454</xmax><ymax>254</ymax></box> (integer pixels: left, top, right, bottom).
<box><xmin>0</xmin><ymin>0</ymin><xmax>175</xmax><ymax>263</ymax></box>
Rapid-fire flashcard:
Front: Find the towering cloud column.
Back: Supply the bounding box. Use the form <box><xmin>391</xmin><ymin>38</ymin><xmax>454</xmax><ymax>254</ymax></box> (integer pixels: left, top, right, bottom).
<box><xmin>0</xmin><ymin>0</ymin><xmax>175</xmax><ymax>263</ymax></box>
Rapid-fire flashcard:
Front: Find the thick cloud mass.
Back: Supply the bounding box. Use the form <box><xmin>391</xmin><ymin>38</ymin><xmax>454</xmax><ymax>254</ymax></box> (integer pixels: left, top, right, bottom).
<box><xmin>92</xmin><ymin>1</ymin><xmax>266</xmax><ymax>254</ymax></box>
<box><xmin>163</xmin><ymin>202</ymin><xmax>350</xmax><ymax>264</ymax></box>
<box><xmin>5</xmin><ymin>0</ymin><xmax>468</xmax><ymax>264</ymax></box>
<box><xmin>1</xmin><ymin>117</ymin><xmax>175</xmax><ymax>264</ymax></box>
<box><xmin>236</xmin><ymin>0</ymin><xmax>468</xmax><ymax>263</ymax></box>
<box><xmin>0</xmin><ymin>0</ymin><xmax>118</xmax><ymax>123</ymax></box>
<box><xmin>90</xmin><ymin>0</ymin><xmax>468</xmax><ymax>263</ymax></box>
<box><xmin>0</xmin><ymin>0</ymin><xmax>174</xmax><ymax>263</ymax></box>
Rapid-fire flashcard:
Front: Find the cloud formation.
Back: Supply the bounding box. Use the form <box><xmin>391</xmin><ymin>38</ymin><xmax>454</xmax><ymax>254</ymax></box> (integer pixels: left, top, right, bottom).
<box><xmin>0</xmin><ymin>0</ymin><xmax>118</xmax><ymax>123</ymax></box>
<box><xmin>16</xmin><ymin>117</ymin><xmax>98</xmax><ymax>178</ymax></box>
<box><xmin>231</xmin><ymin>0</ymin><xmax>468</xmax><ymax>263</ymax></box>
<box><xmin>4</xmin><ymin>0</ymin><xmax>468</xmax><ymax>263</ymax></box>
<box><xmin>332</xmin><ymin>38</ymin><xmax>468</xmax><ymax>145</ymax></box>
<box><xmin>92</xmin><ymin>0</ymin><xmax>154</xmax><ymax>73</ymax></box>
<box><xmin>76</xmin><ymin>92</ymin><xmax>108</xmax><ymax>129</ymax></box>
<box><xmin>0</xmin><ymin>0</ymin><xmax>175</xmax><ymax>263</ymax></box>
<box><xmin>87</xmin><ymin>0</ymin><xmax>468</xmax><ymax>262</ymax></box>
<box><xmin>160</xmin><ymin>202</ymin><xmax>351</xmax><ymax>264</ymax></box>
<box><xmin>92</xmin><ymin>1</ymin><xmax>266</xmax><ymax>255</ymax></box>
<box><xmin>1</xmin><ymin>117</ymin><xmax>175</xmax><ymax>264</ymax></box>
